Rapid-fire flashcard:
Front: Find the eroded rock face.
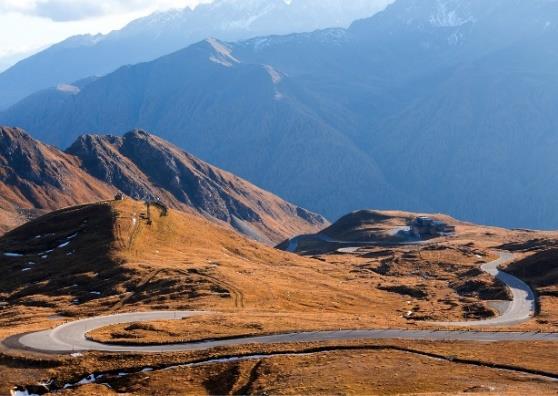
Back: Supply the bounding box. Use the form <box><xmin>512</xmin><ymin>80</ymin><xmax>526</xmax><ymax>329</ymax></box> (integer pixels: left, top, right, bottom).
<box><xmin>462</xmin><ymin>303</ymin><xmax>496</xmax><ymax>320</ymax></box>
<box><xmin>377</xmin><ymin>284</ymin><xmax>428</xmax><ymax>299</ymax></box>
<box><xmin>67</xmin><ymin>129</ymin><xmax>328</xmax><ymax>244</ymax></box>
<box><xmin>450</xmin><ymin>279</ymin><xmax>511</xmax><ymax>301</ymax></box>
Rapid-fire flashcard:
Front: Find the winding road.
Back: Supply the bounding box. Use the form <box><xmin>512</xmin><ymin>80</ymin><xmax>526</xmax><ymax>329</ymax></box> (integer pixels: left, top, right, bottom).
<box><xmin>7</xmin><ymin>310</ymin><xmax>558</xmax><ymax>355</ymax></box>
<box><xmin>433</xmin><ymin>251</ymin><xmax>536</xmax><ymax>327</ymax></box>
<box><xmin>286</xmin><ymin>231</ymin><xmax>536</xmax><ymax>327</ymax></box>
<box><xmin>4</xmin><ymin>251</ymin><xmax>546</xmax><ymax>355</ymax></box>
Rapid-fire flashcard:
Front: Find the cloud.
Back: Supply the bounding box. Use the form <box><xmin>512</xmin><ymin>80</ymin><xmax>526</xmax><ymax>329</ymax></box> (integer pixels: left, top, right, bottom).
<box><xmin>0</xmin><ymin>0</ymin><xmax>204</xmax><ymax>22</ymax></box>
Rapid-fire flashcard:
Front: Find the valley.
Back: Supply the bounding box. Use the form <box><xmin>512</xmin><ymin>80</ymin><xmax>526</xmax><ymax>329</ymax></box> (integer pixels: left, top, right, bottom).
<box><xmin>1</xmin><ymin>199</ymin><xmax>557</xmax><ymax>395</ymax></box>
<box><xmin>2</xmin><ymin>1</ymin><xmax>558</xmax><ymax>394</ymax></box>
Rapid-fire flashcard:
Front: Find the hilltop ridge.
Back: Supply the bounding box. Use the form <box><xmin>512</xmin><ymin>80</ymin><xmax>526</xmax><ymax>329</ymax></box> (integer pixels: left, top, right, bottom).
<box><xmin>0</xmin><ymin>127</ymin><xmax>328</xmax><ymax>243</ymax></box>
<box><xmin>0</xmin><ymin>126</ymin><xmax>115</xmax><ymax>233</ymax></box>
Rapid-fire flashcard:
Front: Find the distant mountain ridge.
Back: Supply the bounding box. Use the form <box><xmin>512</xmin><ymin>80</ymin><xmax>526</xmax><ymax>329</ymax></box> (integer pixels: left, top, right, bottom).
<box><xmin>0</xmin><ymin>0</ymin><xmax>391</xmax><ymax>109</ymax></box>
<box><xmin>0</xmin><ymin>127</ymin><xmax>328</xmax><ymax>243</ymax></box>
<box><xmin>4</xmin><ymin>0</ymin><xmax>558</xmax><ymax>229</ymax></box>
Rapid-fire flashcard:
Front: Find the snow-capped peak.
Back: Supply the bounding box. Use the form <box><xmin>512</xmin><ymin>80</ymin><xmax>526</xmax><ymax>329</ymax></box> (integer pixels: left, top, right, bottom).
<box><xmin>429</xmin><ymin>0</ymin><xmax>475</xmax><ymax>27</ymax></box>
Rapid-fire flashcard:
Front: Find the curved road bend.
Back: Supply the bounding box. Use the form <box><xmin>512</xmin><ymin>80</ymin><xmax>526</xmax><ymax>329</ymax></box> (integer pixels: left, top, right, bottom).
<box><xmin>6</xmin><ymin>251</ymin><xmax>541</xmax><ymax>354</ymax></box>
<box><xmin>8</xmin><ymin>311</ymin><xmax>558</xmax><ymax>354</ymax></box>
<box><xmin>286</xmin><ymin>231</ymin><xmax>536</xmax><ymax>327</ymax></box>
<box><xmin>432</xmin><ymin>251</ymin><xmax>536</xmax><ymax>327</ymax></box>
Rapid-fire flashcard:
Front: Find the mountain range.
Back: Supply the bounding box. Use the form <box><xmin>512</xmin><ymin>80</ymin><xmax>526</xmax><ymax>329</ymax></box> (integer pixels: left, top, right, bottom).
<box><xmin>3</xmin><ymin>0</ymin><xmax>558</xmax><ymax>229</ymax></box>
<box><xmin>0</xmin><ymin>127</ymin><xmax>327</xmax><ymax>242</ymax></box>
<box><xmin>0</xmin><ymin>0</ymin><xmax>391</xmax><ymax>110</ymax></box>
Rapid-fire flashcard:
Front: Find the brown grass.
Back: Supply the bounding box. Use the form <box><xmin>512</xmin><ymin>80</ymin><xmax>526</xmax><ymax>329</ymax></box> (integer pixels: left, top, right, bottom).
<box><xmin>4</xmin><ymin>340</ymin><xmax>557</xmax><ymax>395</ymax></box>
<box><xmin>3</xmin><ymin>201</ymin><xmax>558</xmax><ymax>394</ymax></box>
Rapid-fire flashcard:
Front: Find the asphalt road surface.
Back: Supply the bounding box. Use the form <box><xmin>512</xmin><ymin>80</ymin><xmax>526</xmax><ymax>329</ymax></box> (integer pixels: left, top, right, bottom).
<box><xmin>432</xmin><ymin>251</ymin><xmax>536</xmax><ymax>327</ymax></box>
<box><xmin>287</xmin><ymin>232</ymin><xmax>535</xmax><ymax>327</ymax></box>
<box><xmin>8</xmin><ymin>310</ymin><xmax>557</xmax><ymax>354</ymax></box>
<box><xmin>5</xmin><ymin>249</ymin><xmax>541</xmax><ymax>354</ymax></box>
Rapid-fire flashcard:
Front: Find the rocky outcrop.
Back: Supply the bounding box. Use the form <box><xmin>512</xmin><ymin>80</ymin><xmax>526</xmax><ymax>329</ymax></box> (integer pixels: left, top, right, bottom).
<box><xmin>0</xmin><ymin>126</ymin><xmax>115</xmax><ymax>233</ymax></box>
<box><xmin>67</xmin><ymin>129</ymin><xmax>328</xmax><ymax>244</ymax></box>
<box><xmin>0</xmin><ymin>127</ymin><xmax>328</xmax><ymax>243</ymax></box>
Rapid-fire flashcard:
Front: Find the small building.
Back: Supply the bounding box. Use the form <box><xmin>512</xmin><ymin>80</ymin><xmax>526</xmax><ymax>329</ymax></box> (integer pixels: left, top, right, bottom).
<box><xmin>114</xmin><ymin>192</ymin><xmax>126</xmax><ymax>201</ymax></box>
<box><xmin>409</xmin><ymin>216</ymin><xmax>455</xmax><ymax>239</ymax></box>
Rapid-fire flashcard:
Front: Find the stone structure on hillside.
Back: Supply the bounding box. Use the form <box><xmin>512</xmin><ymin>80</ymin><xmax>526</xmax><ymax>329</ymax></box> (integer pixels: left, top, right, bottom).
<box><xmin>409</xmin><ymin>216</ymin><xmax>455</xmax><ymax>239</ymax></box>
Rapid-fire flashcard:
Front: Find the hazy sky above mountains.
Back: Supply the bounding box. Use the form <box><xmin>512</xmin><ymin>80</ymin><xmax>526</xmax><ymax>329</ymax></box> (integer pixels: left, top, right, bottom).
<box><xmin>0</xmin><ymin>0</ymin><xmax>207</xmax><ymax>71</ymax></box>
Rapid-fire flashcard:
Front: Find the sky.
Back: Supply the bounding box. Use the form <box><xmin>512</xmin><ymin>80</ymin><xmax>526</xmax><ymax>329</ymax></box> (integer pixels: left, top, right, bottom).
<box><xmin>0</xmin><ymin>0</ymin><xmax>209</xmax><ymax>71</ymax></box>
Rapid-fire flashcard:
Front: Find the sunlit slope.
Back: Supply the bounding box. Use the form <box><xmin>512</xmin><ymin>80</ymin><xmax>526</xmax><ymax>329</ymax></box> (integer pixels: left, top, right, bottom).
<box><xmin>0</xmin><ymin>200</ymin><xmax>396</xmax><ymax>321</ymax></box>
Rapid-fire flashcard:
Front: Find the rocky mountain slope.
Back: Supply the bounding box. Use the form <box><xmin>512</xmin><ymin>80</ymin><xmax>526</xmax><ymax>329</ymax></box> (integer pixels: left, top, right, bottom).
<box><xmin>4</xmin><ymin>0</ymin><xmax>558</xmax><ymax>229</ymax></box>
<box><xmin>0</xmin><ymin>0</ymin><xmax>390</xmax><ymax>109</ymax></box>
<box><xmin>0</xmin><ymin>127</ymin><xmax>327</xmax><ymax>243</ymax></box>
<box><xmin>0</xmin><ymin>127</ymin><xmax>115</xmax><ymax>234</ymax></box>
<box><xmin>0</xmin><ymin>36</ymin><xmax>409</xmax><ymax>221</ymax></box>
<box><xmin>66</xmin><ymin>129</ymin><xmax>328</xmax><ymax>244</ymax></box>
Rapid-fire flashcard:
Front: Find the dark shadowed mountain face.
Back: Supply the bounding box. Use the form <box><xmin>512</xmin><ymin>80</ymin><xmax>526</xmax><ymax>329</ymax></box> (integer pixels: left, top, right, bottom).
<box><xmin>3</xmin><ymin>0</ymin><xmax>558</xmax><ymax>229</ymax></box>
<box><xmin>66</xmin><ymin>130</ymin><xmax>329</xmax><ymax>244</ymax></box>
<box><xmin>0</xmin><ymin>0</ymin><xmax>390</xmax><ymax>110</ymax></box>
<box><xmin>0</xmin><ymin>127</ymin><xmax>116</xmax><ymax>234</ymax></box>
<box><xmin>0</xmin><ymin>127</ymin><xmax>327</xmax><ymax>243</ymax></box>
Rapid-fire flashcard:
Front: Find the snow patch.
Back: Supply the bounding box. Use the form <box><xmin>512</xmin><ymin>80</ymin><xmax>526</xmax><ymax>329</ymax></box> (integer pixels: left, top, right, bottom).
<box><xmin>207</xmin><ymin>38</ymin><xmax>239</xmax><ymax>67</ymax></box>
<box><xmin>10</xmin><ymin>390</ymin><xmax>39</xmax><ymax>396</ymax></box>
<box><xmin>4</xmin><ymin>253</ymin><xmax>23</xmax><ymax>257</ymax></box>
<box><xmin>75</xmin><ymin>374</ymin><xmax>97</xmax><ymax>386</ymax></box>
<box><xmin>430</xmin><ymin>0</ymin><xmax>475</xmax><ymax>27</ymax></box>
<box><xmin>21</xmin><ymin>268</ymin><xmax>32</xmax><ymax>272</ymax></box>
<box><xmin>57</xmin><ymin>241</ymin><xmax>71</xmax><ymax>248</ymax></box>
<box><xmin>56</xmin><ymin>84</ymin><xmax>80</xmax><ymax>95</ymax></box>
<box><xmin>264</xmin><ymin>65</ymin><xmax>282</xmax><ymax>84</ymax></box>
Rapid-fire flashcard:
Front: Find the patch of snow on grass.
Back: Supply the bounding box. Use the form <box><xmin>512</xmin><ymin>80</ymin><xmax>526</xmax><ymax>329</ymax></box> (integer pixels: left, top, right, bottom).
<box><xmin>4</xmin><ymin>253</ymin><xmax>23</xmax><ymax>257</ymax></box>
<box><xmin>75</xmin><ymin>374</ymin><xmax>97</xmax><ymax>386</ymax></box>
<box><xmin>11</xmin><ymin>389</ymin><xmax>40</xmax><ymax>396</ymax></box>
<box><xmin>58</xmin><ymin>241</ymin><xmax>71</xmax><ymax>248</ymax></box>
<box><xmin>21</xmin><ymin>268</ymin><xmax>31</xmax><ymax>272</ymax></box>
